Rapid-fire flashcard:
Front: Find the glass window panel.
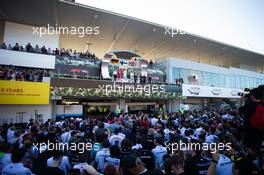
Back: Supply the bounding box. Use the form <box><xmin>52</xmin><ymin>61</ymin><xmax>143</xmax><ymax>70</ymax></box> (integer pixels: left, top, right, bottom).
<box><xmin>245</xmin><ymin>77</ymin><xmax>250</xmax><ymax>88</ymax></box>
<box><xmin>172</xmin><ymin>68</ymin><xmax>180</xmax><ymax>80</ymax></box>
<box><xmin>225</xmin><ymin>75</ymin><xmax>230</xmax><ymax>88</ymax></box>
<box><xmin>212</xmin><ymin>74</ymin><xmax>218</xmax><ymax>87</ymax></box>
<box><xmin>249</xmin><ymin>77</ymin><xmax>254</xmax><ymax>88</ymax></box>
<box><xmin>230</xmin><ymin>75</ymin><xmax>235</xmax><ymax>88</ymax></box>
<box><xmin>235</xmin><ymin>75</ymin><xmax>241</xmax><ymax>89</ymax></box>
<box><xmin>180</xmin><ymin>68</ymin><xmax>189</xmax><ymax>84</ymax></box>
<box><xmin>219</xmin><ymin>74</ymin><xmax>225</xmax><ymax>88</ymax></box>
<box><xmin>240</xmin><ymin>76</ymin><xmax>246</xmax><ymax>89</ymax></box>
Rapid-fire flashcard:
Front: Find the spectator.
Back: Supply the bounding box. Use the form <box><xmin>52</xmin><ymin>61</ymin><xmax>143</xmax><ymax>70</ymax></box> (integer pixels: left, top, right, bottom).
<box><xmin>2</xmin><ymin>148</ymin><xmax>33</xmax><ymax>175</ymax></box>
<box><xmin>121</xmin><ymin>153</ymin><xmax>164</xmax><ymax>175</ymax></box>
<box><xmin>26</xmin><ymin>42</ymin><xmax>33</xmax><ymax>52</ymax></box>
<box><xmin>73</xmin><ymin>153</ymin><xmax>100</xmax><ymax>175</ymax></box>
<box><xmin>0</xmin><ymin>143</ymin><xmax>12</xmax><ymax>171</ymax></box>
<box><xmin>184</xmin><ymin>140</ymin><xmax>211</xmax><ymax>175</ymax></box>
<box><xmin>55</xmin><ymin>48</ymin><xmax>60</xmax><ymax>55</ymax></box>
<box><xmin>1</xmin><ymin>42</ymin><xmax>7</xmax><ymax>49</ymax></box>
<box><xmin>8</xmin><ymin>44</ymin><xmax>12</xmax><ymax>50</ymax></box>
<box><xmin>164</xmin><ymin>154</ymin><xmax>185</xmax><ymax>175</ymax></box>
<box><xmin>109</xmin><ymin>128</ymin><xmax>124</xmax><ymax>147</ymax></box>
<box><xmin>105</xmin><ymin>145</ymin><xmax>121</xmax><ymax>169</ymax></box>
<box><xmin>19</xmin><ymin>46</ymin><xmax>25</xmax><ymax>52</ymax></box>
<box><xmin>41</xmin><ymin>46</ymin><xmax>47</xmax><ymax>54</ymax></box>
<box><xmin>47</xmin><ymin>48</ymin><xmax>52</xmax><ymax>54</ymax></box>
<box><xmin>151</xmin><ymin>137</ymin><xmax>167</xmax><ymax>168</ymax></box>
<box><xmin>138</xmin><ymin>140</ymin><xmax>155</xmax><ymax>170</ymax></box>
<box><xmin>95</xmin><ymin>139</ymin><xmax>111</xmax><ymax>173</ymax></box>
<box><xmin>35</xmin><ymin>45</ymin><xmax>40</xmax><ymax>53</ymax></box>
<box><xmin>132</xmin><ymin>136</ymin><xmax>143</xmax><ymax>150</ymax></box>
<box><xmin>47</xmin><ymin>151</ymin><xmax>71</xmax><ymax>175</ymax></box>
<box><xmin>12</xmin><ymin>43</ymin><xmax>19</xmax><ymax>51</ymax></box>
<box><xmin>46</xmin><ymin>151</ymin><xmax>65</xmax><ymax>175</ymax></box>
<box><xmin>105</xmin><ymin>164</ymin><xmax>120</xmax><ymax>175</ymax></box>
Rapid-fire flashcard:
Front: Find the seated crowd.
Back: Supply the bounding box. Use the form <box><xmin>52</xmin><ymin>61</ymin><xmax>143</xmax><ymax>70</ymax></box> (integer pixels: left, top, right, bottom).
<box><xmin>0</xmin><ymin>65</ymin><xmax>50</xmax><ymax>82</ymax></box>
<box><xmin>0</xmin><ymin>42</ymin><xmax>98</xmax><ymax>60</ymax></box>
<box><xmin>0</xmin><ymin>85</ymin><xmax>263</xmax><ymax>175</ymax></box>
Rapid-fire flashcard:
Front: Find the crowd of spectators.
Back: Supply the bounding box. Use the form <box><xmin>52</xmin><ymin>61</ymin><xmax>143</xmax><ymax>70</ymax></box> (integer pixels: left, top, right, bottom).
<box><xmin>0</xmin><ymin>85</ymin><xmax>263</xmax><ymax>175</ymax></box>
<box><xmin>0</xmin><ymin>42</ymin><xmax>98</xmax><ymax>60</ymax></box>
<box><xmin>0</xmin><ymin>65</ymin><xmax>50</xmax><ymax>82</ymax></box>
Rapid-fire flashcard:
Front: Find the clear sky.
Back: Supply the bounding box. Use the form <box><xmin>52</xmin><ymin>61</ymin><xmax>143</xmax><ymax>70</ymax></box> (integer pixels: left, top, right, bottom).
<box><xmin>77</xmin><ymin>0</ymin><xmax>264</xmax><ymax>55</ymax></box>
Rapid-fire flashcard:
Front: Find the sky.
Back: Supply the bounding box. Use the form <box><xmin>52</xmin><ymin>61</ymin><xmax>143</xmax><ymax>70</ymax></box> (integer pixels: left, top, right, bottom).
<box><xmin>76</xmin><ymin>0</ymin><xmax>264</xmax><ymax>55</ymax></box>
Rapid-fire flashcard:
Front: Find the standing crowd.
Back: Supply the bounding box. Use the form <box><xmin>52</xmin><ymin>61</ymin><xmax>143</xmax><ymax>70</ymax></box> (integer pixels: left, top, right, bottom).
<box><xmin>0</xmin><ymin>65</ymin><xmax>50</xmax><ymax>82</ymax></box>
<box><xmin>0</xmin><ymin>85</ymin><xmax>263</xmax><ymax>175</ymax></box>
<box><xmin>0</xmin><ymin>42</ymin><xmax>98</xmax><ymax>60</ymax></box>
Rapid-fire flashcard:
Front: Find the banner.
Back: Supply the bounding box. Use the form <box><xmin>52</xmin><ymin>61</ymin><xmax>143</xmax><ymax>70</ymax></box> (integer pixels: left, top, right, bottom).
<box><xmin>54</xmin><ymin>56</ymin><xmax>101</xmax><ymax>78</ymax></box>
<box><xmin>182</xmin><ymin>84</ymin><xmax>243</xmax><ymax>98</ymax></box>
<box><xmin>0</xmin><ymin>80</ymin><xmax>50</xmax><ymax>104</ymax></box>
<box><xmin>147</xmin><ymin>68</ymin><xmax>166</xmax><ymax>83</ymax></box>
<box><xmin>101</xmin><ymin>60</ymin><xmax>111</xmax><ymax>79</ymax></box>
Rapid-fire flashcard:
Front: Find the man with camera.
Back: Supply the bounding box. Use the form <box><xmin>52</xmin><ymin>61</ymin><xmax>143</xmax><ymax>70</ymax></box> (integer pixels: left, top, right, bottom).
<box><xmin>238</xmin><ymin>85</ymin><xmax>264</xmax><ymax>148</ymax></box>
<box><xmin>238</xmin><ymin>85</ymin><xmax>264</xmax><ymax>173</ymax></box>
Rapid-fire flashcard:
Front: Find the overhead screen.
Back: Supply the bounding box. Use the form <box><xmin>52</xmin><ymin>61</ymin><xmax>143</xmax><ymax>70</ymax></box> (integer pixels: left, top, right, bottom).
<box><xmin>0</xmin><ymin>80</ymin><xmax>50</xmax><ymax>104</ymax></box>
<box><xmin>54</xmin><ymin>56</ymin><xmax>101</xmax><ymax>78</ymax></box>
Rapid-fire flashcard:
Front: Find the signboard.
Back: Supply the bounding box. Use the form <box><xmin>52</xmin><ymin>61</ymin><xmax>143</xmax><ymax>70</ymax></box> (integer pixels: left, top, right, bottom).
<box><xmin>55</xmin><ymin>56</ymin><xmax>101</xmax><ymax>78</ymax></box>
<box><xmin>147</xmin><ymin>68</ymin><xmax>166</xmax><ymax>83</ymax></box>
<box><xmin>182</xmin><ymin>84</ymin><xmax>243</xmax><ymax>98</ymax></box>
<box><xmin>0</xmin><ymin>80</ymin><xmax>50</xmax><ymax>104</ymax></box>
<box><xmin>56</xmin><ymin>105</ymin><xmax>83</xmax><ymax>117</ymax></box>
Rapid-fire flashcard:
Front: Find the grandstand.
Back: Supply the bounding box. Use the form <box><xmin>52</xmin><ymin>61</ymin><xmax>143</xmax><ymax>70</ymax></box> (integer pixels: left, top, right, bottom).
<box><xmin>0</xmin><ymin>1</ymin><xmax>264</xmax><ymax>175</ymax></box>
<box><xmin>0</xmin><ymin>0</ymin><xmax>263</xmax><ymax>123</ymax></box>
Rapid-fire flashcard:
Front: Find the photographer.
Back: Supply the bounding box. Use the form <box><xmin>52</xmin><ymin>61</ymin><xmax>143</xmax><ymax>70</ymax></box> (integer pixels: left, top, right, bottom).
<box><xmin>238</xmin><ymin>85</ymin><xmax>264</xmax><ymax>174</ymax></box>
<box><xmin>238</xmin><ymin>86</ymin><xmax>264</xmax><ymax>149</ymax></box>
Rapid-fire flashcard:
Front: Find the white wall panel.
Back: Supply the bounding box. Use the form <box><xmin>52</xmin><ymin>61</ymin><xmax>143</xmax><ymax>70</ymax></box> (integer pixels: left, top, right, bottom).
<box><xmin>4</xmin><ymin>22</ymin><xmax>59</xmax><ymax>50</ymax></box>
<box><xmin>0</xmin><ymin>49</ymin><xmax>55</xmax><ymax>69</ymax></box>
<box><xmin>0</xmin><ymin>104</ymin><xmax>52</xmax><ymax>124</ymax></box>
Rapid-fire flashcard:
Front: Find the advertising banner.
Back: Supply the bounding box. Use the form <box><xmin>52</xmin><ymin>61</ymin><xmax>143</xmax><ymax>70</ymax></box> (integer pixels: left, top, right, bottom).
<box><xmin>54</xmin><ymin>56</ymin><xmax>101</xmax><ymax>78</ymax></box>
<box><xmin>182</xmin><ymin>84</ymin><xmax>243</xmax><ymax>98</ymax></box>
<box><xmin>0</xmin><ymin>80</ymin><xmax>50</xmax><ymax>104</ymax></box>
<box><xmin>147</xmin><ymin>68</ymin><xmax>166</xmax><ymax>83</ymax></box>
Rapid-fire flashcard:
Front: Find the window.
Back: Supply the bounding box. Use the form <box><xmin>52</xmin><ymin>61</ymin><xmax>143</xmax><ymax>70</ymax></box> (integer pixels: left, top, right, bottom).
<box><xmin>219</xmin><ymin>74</ymin><xmax>225</xmax><ymax>88</ymax></box>
<box><xmin>180</xmin><ymin>68</ymin><xmax>189</xmax><ymax>84</ymax></box>
<box><xmin>172</xmin><ymin>68</ymin><xmax>180</xmax><ymax>80</ymax></box>
<box><xmin>235</xmin><ymin>75</ymin><xmax>241</xmax><ymax>89</ymax></box>
<box><xmin>230</xmin><ymin>75</ymin><xmax>235</xmax><ymax>88</ymax></box>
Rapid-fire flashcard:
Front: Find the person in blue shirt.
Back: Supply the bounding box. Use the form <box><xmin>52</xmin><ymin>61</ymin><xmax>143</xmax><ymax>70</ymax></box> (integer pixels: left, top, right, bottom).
<box><xmin>2</xmin><ymin>148</ymin><xmax>33</xmax><ymax>175</ymax></box>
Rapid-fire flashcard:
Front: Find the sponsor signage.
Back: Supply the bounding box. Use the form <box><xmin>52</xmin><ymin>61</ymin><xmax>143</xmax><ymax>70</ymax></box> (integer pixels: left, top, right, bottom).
<box><xmin>0</xmin><ymin>80</ymin><xmax>50</xmax><ymax>104</ymax></box>
<box><xmin>55</xmin><ymin>56</ymin><xmax>101</xmax><ymax>78</ymax></box>
<box><xmin>182</xmin><ymin>84</ymin><xmax>243</xmax><ymax>98</ymax></box>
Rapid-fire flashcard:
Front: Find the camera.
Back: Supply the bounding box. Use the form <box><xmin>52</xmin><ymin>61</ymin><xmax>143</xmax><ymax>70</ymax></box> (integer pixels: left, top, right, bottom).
<box><xmin>237</xmin><ymin>88</ymin><xmax>251</xmax><ymax>96</ymax></box>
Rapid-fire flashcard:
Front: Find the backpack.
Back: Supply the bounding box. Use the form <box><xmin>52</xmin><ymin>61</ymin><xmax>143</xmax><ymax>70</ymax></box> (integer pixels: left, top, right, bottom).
<box><xmin>250</xmin><ymin>104</ymin><xmax>264</xmax><ymax>130</ymax></box>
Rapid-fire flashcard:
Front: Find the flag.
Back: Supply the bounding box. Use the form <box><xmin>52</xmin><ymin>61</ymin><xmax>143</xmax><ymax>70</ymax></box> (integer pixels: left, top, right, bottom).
<box><xmin>111</xmin><ymin>58</ymin><xmax>119</xmax><ymax>64</ymax></box>
<box><xmin>120</xmin><ymin>59</ymin><xmax>128</xmax><ymax>65</ymax></box>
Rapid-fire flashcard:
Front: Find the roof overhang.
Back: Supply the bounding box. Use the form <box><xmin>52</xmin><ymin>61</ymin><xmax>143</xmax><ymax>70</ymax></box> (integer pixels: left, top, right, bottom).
<box><xmin>1</xmin><ymin>0</ymin><xmax>263</xmax><ymax>68</ymax></box>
